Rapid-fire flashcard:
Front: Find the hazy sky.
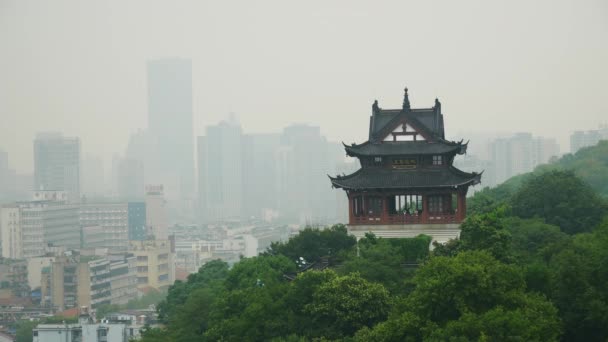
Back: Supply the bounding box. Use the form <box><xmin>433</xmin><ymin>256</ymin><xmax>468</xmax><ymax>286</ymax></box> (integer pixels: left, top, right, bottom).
<box><xmin>1</xmin><ymin>0</ymin><xmax>607</xmax><ymax>173</ymax></box>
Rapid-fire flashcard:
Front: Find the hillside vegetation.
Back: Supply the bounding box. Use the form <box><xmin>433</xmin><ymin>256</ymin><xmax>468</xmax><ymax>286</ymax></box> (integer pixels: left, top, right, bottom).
<box><xmin>140</xmin><ymin>142</ymin><xmax>608</xmax><ymax>342</ymax></box>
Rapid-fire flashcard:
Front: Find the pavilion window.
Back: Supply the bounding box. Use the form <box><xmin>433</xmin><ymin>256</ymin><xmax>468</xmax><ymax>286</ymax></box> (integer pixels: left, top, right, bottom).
<box><xmin>432</xmin><ymin>155</ymin><xmax>443</xmax><ymax>165</ymax></box>
<box><xmin>428</xmin><ymin>195</ymin><xmax>444</xmax><ymax>213</ymax></box>
<box><xmin>391</xmin><ymin>194</ymin><xmax>422</xmax><ymax>215</ymax></box>
<box><xmin>353</xmin><ymin>196</ymin><xmax>364</xmax><ymax>217</ymax></box>
<box><xmin>367</xmin><ymin>197</ymin><xmax>383</xmax><ymax>217</ymax></box>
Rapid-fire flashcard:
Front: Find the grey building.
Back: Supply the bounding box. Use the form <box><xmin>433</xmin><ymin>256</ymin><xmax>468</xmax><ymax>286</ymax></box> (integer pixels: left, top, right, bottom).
<box><xmin>570</xmin><ymin>126</ymin><xmax>608</xmax><ymax>153</ymax></box>
<box><xmin>128</xmin><ymin>202</ymin><xmax>146</xmax><ymax>241</ymax></box>
<box><xmin>147</xmin><ymin>59</ymin><xmax>194</xmax><ymax>201</ymax></box>
<box><xmin>198</xmin><ymin>120</ymin><xmax>243</xmax><ymax>222</ymax></box>
<box><xmin>34</xmin><ymin>132</ymin><xmax>81</xmax><ymax>203</ymax></box>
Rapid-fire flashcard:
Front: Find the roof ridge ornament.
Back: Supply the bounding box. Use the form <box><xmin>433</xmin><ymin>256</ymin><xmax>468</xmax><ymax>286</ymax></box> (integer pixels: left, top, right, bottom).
<box><xmin>372</xmin><ymin>99</ymin><xmax>380</xmax><ymax>114</ymax></box>
<box><xmin>402</xmin><ymin>87</ymin><xmax>411</xmax><ymax>111</ymax></box>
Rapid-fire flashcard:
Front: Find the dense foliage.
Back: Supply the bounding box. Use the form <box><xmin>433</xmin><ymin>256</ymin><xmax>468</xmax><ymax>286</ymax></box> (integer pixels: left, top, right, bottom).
<box><xmin>141</xmin><ymin>144</ymin><xmax>608</xmax><ymax>341</ymax></box>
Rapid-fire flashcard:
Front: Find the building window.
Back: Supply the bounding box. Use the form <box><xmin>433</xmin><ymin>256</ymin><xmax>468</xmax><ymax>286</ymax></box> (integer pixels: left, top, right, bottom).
<box><xmin>390</xmin><ymin>195</ymin><xmax>422</xmax><ymax>215</ymax></box>
<box><xmin>353</xmin><ymin>196</ymin><xmax>364</xmax><ymax>217</ymax></box>
<box><xmin>432</xmin><ymin>155</ymin><xmax>443</xmax><ymax>165</ymax></box>
<box><xmin>428</xmin><ymin>196</ymin><xmax>444</xmax><ymax>213</ymax></box>
<box><xmin>367</xmin><ymin>197</ymin><xmax>383</xmax><ymax>217</ymax></box>
<box><xmin>373</xmin><ymin>156</ymin><xmax>382</xmax><ymax>166</ymax></box>
<box><xmin>137</xmin><ymin>256</ymin><xmax>148</xmax><ymax>262</ymax></box>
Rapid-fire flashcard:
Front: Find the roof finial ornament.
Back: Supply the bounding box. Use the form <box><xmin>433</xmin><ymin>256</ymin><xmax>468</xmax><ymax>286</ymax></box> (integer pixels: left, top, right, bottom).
<box><xmin>372</xmin><ymin>99</ymin><xmax>381</xmax><ymax>115</ymax></box>
<box><xmin>402</xmin><ymin>87</ymin><xmax>411</xmax><ymax>111</ymax></box>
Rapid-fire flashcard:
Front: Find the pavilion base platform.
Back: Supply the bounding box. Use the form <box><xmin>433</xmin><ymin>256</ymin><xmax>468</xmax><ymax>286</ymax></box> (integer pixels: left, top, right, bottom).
<box><xmin>348</xmin><ymin>223</ymin><xmax>461</xmax><ymax>245</ymax></box>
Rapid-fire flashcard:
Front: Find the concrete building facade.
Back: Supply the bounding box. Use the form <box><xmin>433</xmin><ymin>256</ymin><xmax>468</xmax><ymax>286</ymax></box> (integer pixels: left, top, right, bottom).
<box><xmin>33</xmin><ymin>132</ymin><xmax>80</xmax><ymax>203</ymax></box>
<box><xmin>128</xmin><ymin>240</ymin><xmax>175</xmax><ymax>291</ymax></box>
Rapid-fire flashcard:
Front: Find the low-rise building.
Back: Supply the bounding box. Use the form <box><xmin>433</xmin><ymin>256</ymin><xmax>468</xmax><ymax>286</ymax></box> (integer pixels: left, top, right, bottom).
<box><xmin>46</xmin><ymin>253</ymin><xmax>137</xmax><ymax>311</ymax></box>
<box><xmin>33</xmin><ymin>307</ymin><xmax>135</xmax><ymax>342</ymax></box>
<box><xmin>0</xmin><ymin>258</ymin><xmax>29</xmax><ymax>300</ymax></box>
<box><xmin>128</xmin><ymin>240</ymin><xmax>175</xmax><ymax>291</ymax></box>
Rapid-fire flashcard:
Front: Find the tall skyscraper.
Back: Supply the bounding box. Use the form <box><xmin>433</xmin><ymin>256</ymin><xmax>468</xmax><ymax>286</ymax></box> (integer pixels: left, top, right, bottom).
<box><xmin>82</xmin><ymin>155</ymin><xmax>105</xmax><ymax>197</ymax></box>
<box><xmin>147</xmin><ymin>59</ymin><xmax>194</xmax><ymax>201</ymax></box>
<box><xmin>242</xmin><ymin>133</ymin><xmax>281</xmax><ymax>219</ymax></box>
<box><xmin>33</xmin><ymin>132</ymin><xmax>81</xmax><ymax>203</ymax></box>
<box><xmin>277</xmin><ymin>124</ymin><xmax>336</xmax><ymax>224</ymax></box>
<box><xmin>198</xmin><ymin>120</ymin><xmax>243</xmax><ymax>222</ymax></box>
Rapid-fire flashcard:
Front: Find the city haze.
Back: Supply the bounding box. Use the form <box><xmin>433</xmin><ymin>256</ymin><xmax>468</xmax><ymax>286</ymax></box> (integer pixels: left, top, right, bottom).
<box><xmin>1</xmin><ymin>0</ymin><xmax>607</xmax><ymax>173</ymax></box>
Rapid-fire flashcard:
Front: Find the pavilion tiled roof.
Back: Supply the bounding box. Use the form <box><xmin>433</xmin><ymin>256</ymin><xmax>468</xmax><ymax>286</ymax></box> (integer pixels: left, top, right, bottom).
<box><xmin>329</xmin><ymin>166</ymin><xmax>481</xmax><ymax>191</ymax></box>
<box><xmin>344</xmin><ymin>140</ymin><xmax>467</xmax><ymax>157</ymax></box>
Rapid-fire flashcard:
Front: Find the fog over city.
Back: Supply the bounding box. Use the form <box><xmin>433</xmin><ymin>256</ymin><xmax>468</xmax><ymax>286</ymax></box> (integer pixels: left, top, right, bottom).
<box><xmin>3</xmin><ymin>1</ymin><xmax>608</xmax><ymax>341</ymax></box>
<box><xmin>1</xmin><ymin>0</ymin><xmax>607</xmax><ymax>173</ymax></box>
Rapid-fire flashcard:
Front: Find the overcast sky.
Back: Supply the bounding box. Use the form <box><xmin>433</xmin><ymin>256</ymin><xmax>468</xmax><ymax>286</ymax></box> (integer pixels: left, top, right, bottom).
<box><xmin>1</xmin><ymin>0</ymin><xmax>607</xmax><ymax>173</ymax></box>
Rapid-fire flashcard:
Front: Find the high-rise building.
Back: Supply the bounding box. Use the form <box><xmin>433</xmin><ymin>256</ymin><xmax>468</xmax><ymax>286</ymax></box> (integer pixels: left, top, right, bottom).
<box><xmin>147</xmin><ymin>59</ymin><xmax>194</xmax><ymax>201</ymax></box>
<box><xmin>277</xmin><ymin>124</ymin><xmax>335</xmax><ymax>224</ymax></box>
<box><xmin>242</xmin><ymin>134</ymin><xmax>281</xmax><ymax>219</ymax></box>
<box><xmin>82</xmin><ymin>155</ymin><xmax>104</xmax><ymax>198</ymax></box>
<box><xmin>127</xmin><ymin>202</ymin><xmax>147</xmax><ymax>241</ymax></box>
<box><xmin>116</xmin><ymin>158</ymin><xmax>144</xmax><ymax>200</ymax></box>
<box><xmin>80</xmin><ymin>203</ymin><xmax>129</xmax><ymax>251</ymax></box>
<box><xmin>34</xmin><ymin>132</ymin><xmax>81</xmax><ymax>202</ymax></box>
<box><xmin>489</xmin><ymin>133</ymin><xmax>561</xmax><ymax>186</ymax></box>
<box><xmin>570</xmin><ymin>126</ymin><xmax>608</xmax><ymax>153</ymax></box>
<box><xmin>145</xmin><ymin>185</ymin><xmax>168</xmax><ymax>240</ymax></box>
<box><xmin>1</xmin><ymin>191</ymin><xmax>80</xmax><ymax>258</ymax></box>
<box><xmin>198</xmin><ymin>120</ymin><xmax>244</xmax><ymax>222</ymax></box>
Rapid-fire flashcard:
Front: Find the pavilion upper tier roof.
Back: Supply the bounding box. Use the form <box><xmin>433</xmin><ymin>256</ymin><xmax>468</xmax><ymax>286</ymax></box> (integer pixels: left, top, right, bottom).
<box><xmin>343</xmin><ymin>140</ymin><xmax>468</xmax><ymax>157</ymax></box>
<box><xmin>329</xmin><ymin>166</ymin><xmax>482</xmax><ymax>191</ymax></box>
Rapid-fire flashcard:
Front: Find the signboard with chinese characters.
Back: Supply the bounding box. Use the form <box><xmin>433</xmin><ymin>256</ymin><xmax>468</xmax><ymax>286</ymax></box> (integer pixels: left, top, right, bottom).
<box><xmin>392</xmin><ymin>158</ymin><xmax>417</xmax><ymax>169</ymax></box>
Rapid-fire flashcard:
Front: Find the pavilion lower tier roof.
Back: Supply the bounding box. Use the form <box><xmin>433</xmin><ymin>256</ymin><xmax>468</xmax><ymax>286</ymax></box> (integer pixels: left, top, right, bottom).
<box><xmin>329</xmin><ymin>166</ymin><xmax>482</xmax><ymax>191</ymax></box>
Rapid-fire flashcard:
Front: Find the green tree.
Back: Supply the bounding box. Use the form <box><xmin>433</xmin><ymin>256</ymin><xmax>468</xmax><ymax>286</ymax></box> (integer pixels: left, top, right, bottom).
<box><xmin>358</xmin><ymin>251</ymin><xmax>561</xmax><ymax>341</ymax></box>
<box><xmin>510</xmin><ymin>170</ymin><xmax>607</xmax><ymax>234</ymax></box>
<box><xmin>266</xmin><ymin>224</ymin><xmax>356</xmax><ymax>264</ymax></box>
<box><xmin>305</xmin><ymin>272</ymin><xmax>391</xmax><ymax>338</ymax></box>
<box><xmin>547</xmin><ymin>222</ymin><xmax>608</xmax><ymax>341</ymax></box>
<box><xmin>157</xmin><ymin>259</ymin><xmax>229</xmax><ymax>322</ymax></box>
<box><xmin>340</xmin><ymin>235</ymin><xmax>430</xmax><ymax>295</ymax></box>
<box><xmin>457</xmin><ymin>209</ymin><xmax>512</xmax><ymax>261</ymax></box>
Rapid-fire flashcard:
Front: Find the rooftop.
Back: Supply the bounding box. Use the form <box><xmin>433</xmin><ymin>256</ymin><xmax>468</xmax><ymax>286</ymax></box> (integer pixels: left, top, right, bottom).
<box><xmin>329</xmin><ymin>166</ymin><xmax>481</xmax><ymax>191</ymax></box>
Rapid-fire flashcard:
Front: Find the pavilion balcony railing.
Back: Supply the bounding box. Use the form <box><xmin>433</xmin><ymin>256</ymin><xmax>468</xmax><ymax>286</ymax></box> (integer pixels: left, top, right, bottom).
<box><xmin>428</xmin><ymin>213</ymin><xmax>459</xmax><ymax>223</ymax></box>
<box><xmin>351</xmin><ymin>212</ymin><xmax>460</xmax><ymax>225</ymax></box>
<box><xmin>386</xmin><ymin>214</ymin><xmax>422</xmax><ymax>224</ymax></box>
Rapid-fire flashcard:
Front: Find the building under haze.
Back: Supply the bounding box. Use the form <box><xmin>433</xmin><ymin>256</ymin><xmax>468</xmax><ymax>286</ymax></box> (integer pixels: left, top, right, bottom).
<box><xmin>489</xmin><ymin>133</ymin><xmax>560</xmax><ymax>185</ymax></box>
<box><xmin>147</xmin><ymin>59</ymin><xmax>194</xmax><ymax>201</ymax></box>
<box><xmin>1</xmin><ymin>190</ymin><xmax>80</xmax><ymax>258</ymax></box>
<box><xmin>570</xmin><ymin>126</ymin><xmax>608</xmax><ymax>154</ymax></box>
<box><xmin>145</xmin><ymin>185</ymin><xmax>168</xmax><ymax>240</ymax></box>
<box><xmin>197</xmin><ymin>119</ymin><xmax>244</xmax><ymax>222</ymax></box>
<box><xmin>33</xmin><ymin>132</ymin><xmax>81</xmax><ymax>203</ymax></box>
<box><xmin>278</xmin><ymin>124</ymin><xmax>337</xmax><ymax>224</ymax></box>
<box><xmin>330</xmin><ymin>89</ymin><xmax>481</xmax><ymax>242</ymax></box>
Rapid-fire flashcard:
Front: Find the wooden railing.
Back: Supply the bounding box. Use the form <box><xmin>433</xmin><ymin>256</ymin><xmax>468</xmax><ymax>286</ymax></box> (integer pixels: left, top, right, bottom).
<box><xmin>351</xmin><ymin>212</ymin><xmax>460</xmax><ymax>225</ymax></box>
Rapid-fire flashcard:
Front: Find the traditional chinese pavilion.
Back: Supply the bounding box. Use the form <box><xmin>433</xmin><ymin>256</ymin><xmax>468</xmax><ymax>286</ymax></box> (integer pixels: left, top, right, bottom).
<box><xmin>329</xmin><ymin>88</ymin><xmax>481</xmax><ymax>242</ymax></box>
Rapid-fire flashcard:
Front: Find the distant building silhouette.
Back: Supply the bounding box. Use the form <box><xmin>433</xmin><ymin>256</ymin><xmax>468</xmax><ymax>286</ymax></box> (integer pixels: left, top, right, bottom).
<box><xmin>570</xmin><ymin>126</ymin><xmax>608</xmax><ymax>153</ymax></box>
<box><xmin>147</xmin><ymin>59</ymin><xmax>194</xmax><ymax>201</ymax></box>
<box><xmin>33</xmin><ymin>132</ymin><xmax>81</xmax><ymax>202</ymax></box>
<box><xmin>197</xmin><ymin>120</ymin><xmax>244</xmax><ymax>222</ymax></box>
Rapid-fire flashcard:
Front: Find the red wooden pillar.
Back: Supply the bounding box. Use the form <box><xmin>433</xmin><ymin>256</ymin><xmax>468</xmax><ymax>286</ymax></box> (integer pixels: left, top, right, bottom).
<box><xmin>348</xmin><ymin>194</ymin><xmax>354</xmax><ymax>225</ymax></box>
<box><xmin>381</xmin><ymin>195</ymin><xmax>389</xmax><ymax>224</ymax></box>
<box><xmin>421</xmin><ymin>194</ymin><xmax>429</xmax><ymax>223</ymax></box>
<box><xmin>457</xmin><ymin>192</ymin><xmax>466</xmax><ymax>221</ymax></box>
